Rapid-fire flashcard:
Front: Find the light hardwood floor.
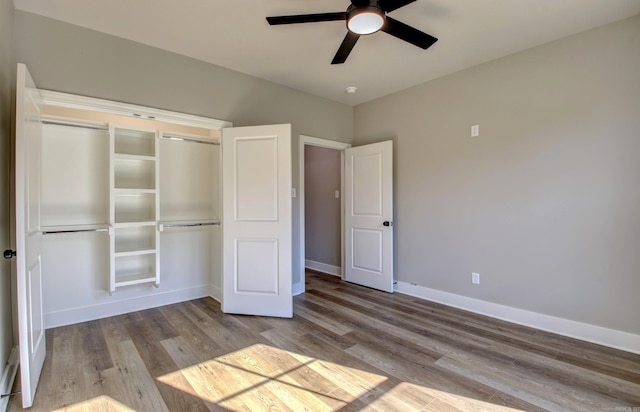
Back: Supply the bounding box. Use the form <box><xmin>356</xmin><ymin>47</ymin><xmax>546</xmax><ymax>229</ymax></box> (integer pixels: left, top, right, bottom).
<box><xmin>9</xmin><ymin>272</ymin><xmax>640</xmax><ymax>411</ymax></box>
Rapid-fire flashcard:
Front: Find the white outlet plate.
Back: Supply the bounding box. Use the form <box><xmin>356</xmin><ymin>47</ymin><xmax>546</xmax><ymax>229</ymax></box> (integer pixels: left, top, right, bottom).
<box><xmin>291</xmin><ymin>188</ymin><xmax>296</xmax><ymax>198</ymax></box>
<box><xmin>472</xmin><ymin>272</ymin><xmax>480</xmax><ymax>284</ymax></box>
<box><xmin>335</xmin><ymin>190</ymin><xmax>340</xmax><ymax>198</ymax></box>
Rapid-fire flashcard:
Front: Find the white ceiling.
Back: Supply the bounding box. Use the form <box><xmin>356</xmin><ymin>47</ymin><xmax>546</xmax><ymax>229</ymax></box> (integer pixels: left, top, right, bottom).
<box><xmin>13</xmin><ymin>0</ymin><xmax>640</xmax><ymax>106</ymax></box>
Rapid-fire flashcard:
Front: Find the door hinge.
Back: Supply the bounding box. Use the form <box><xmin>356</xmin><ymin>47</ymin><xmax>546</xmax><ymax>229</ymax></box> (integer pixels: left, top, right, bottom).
<box><xmin>3</xmin><ymin>249</ymin><xmax>16</xmax><ymax>259</ymax></box>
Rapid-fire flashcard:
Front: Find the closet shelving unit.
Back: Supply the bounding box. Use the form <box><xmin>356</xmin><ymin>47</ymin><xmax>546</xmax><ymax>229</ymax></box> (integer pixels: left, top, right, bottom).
<box><xmin>109</xmin><ymin>126</ymin><xmax>160</xmax><ymax>292</ymax></box>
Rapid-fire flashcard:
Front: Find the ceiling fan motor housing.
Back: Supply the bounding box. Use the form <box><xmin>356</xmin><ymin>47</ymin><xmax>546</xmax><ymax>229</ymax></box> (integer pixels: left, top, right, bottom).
<box><xmin>347</xmin><ymin>1</ymin><xmax>385</xmax><ymax>35</ymax></box>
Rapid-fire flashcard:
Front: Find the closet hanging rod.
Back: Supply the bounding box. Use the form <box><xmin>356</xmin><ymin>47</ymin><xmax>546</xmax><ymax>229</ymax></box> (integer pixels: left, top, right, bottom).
<box><xmin>42</xmin><ymin>228</ymin><xmax>109</xmax><ymax>235</ymax></box>
<box><xmin>160</xmin><ymin>135</ymin><xmax>220</xmax><ymax>146</ymax></box>
<box><xmin>42</xmin><ymin>120</ymin><xmax>109</xmax><ymax>132</ymax></box>
<box><xmin>160</xmin><ymin>221</ymin><xmax>220</xmax><ymax>229</ymax></box>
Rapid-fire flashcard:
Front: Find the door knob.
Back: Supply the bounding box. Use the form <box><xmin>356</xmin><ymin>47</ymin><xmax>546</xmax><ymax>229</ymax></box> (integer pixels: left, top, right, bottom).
<box><xmin>383</xmin><ymin>221</ymin><xmax>392</xmax><ymax>227</ymax></box>
<box><xmin>3</xmin><ymin>249</ymin><xmax>16</xmax><ymax>259</ymax></box>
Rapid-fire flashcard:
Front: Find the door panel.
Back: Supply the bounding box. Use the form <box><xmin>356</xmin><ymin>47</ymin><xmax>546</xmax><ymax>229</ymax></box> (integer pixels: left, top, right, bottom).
<box><xmin>353</xmin><ymin>228</ymin><xmax>382</xmax><ymax>272</ymax></box>
<box><xmin>26</xmin><ymin>258</ymin><xmax>44</xmax><ymax>355</ymax></box>
<box><xmin>15</xmin><ymin>63</ymin><xmax>46</xmax><ymax>408</ymax></box>
<box><xmin>345</xmin><ymin>141</ymin><xmax>393</xmax><ymax>292</ymax></box>
<box><xmin>222</xmin><ymin>124</ymin><xmax>292</xmax><ymax>317</ymax></box>
<box><xmin>235</xmin><ymin>239</ymin><xmax>279</xmax><ymax>293</ymax></box>
<box><xmin>352</xmin><ymin>153</ymin><xmax>382</xmax><ymax>215</ymax></box>
<box><xmin>234</xmin><ymin>136</ymin><xmax>279</xmax><ymax>221</ymax></box>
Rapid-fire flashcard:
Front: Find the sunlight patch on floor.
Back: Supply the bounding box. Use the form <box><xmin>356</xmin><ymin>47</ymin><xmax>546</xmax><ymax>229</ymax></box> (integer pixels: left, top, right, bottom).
<box><xmin>158</xmin><ymin>343</ymin><xmax>524</xmax><ymax>411</ymax></box>
<box><xmin>158</xmin><ymin>343</ymin><xmax>387</xmax><ymax>410</ymax></box>
<box><xmin>52</xmin><ymin>395</ymin><xmax>135</xmax><ymax>412</ymax></box>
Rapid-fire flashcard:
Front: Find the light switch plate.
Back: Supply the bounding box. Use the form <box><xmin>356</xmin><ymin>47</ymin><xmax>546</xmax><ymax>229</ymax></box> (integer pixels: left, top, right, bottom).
<box><xmin>471</xmin><ymin>125</ymin><xmax>479</xmax><ymax>137</ymax></box>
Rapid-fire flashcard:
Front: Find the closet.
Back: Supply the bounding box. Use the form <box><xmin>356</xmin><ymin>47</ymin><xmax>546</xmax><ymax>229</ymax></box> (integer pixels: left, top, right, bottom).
<box><xmin>39</xmin><ymin>101</ymin><xmax>225</xmax><ymax>328</ymax></box>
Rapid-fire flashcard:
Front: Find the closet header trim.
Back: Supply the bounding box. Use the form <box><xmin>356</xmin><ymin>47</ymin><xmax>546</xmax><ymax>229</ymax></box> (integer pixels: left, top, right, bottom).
<box><xmin>40</xmin><ymin>90</ymin><xmax>233</xmax><ymax>131</ymax></box>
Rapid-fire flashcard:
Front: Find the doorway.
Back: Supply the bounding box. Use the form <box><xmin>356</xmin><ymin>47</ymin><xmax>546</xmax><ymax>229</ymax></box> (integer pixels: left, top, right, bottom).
<box><xmin>297</xmin><ymin>136</ymin><xmax>350</xmax><ymax>294</ymax></box>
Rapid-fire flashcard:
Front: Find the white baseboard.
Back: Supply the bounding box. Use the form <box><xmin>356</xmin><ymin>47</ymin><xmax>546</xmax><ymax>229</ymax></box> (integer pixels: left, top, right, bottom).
<box><xmin>305</xmin><ymin>260</ymin><xmax>341</xmax><ymax>277</ymax></box>
<box><xmin>44</xmin><ymin>285</ymin><xmax>211</xmax><ymax>329</ymax></box>
<box><xmin>395</xmin><ymin>281</ymin><xmax>640</xmax><ymax>355</ymax></box>
<box><xmin>0</xmin><ymin>347</ymin><xmax>19</xmax><ymax>412</ymax></box>
<box><xmin>209</xmin><ymin>284</ymin><xmax>222</xmax><ymax>303</ymax></box>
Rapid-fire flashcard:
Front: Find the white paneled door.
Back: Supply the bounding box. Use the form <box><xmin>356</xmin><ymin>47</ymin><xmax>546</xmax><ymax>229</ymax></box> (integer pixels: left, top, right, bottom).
<box><xmin>345</xmin><ymin>141</ymin><xmax>394</xmax><ymax>292</ymax></box>
<box><xmin>14</xmin><ymin>63</ymin><xmax>46</xmax><ymax>408</ymax></box>
<box><xmin>222</xmin><ymin>124</ymin><xmax>292</xmax><ymax>317</ymax></box>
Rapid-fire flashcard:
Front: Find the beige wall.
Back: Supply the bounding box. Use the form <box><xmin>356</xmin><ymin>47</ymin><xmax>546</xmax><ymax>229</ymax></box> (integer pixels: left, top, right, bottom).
<box><xmin>13</xmin><ymin>11</ymin><xmax>354</xmax><ymax>287</ymax></box>
<box><xmin>354</xmin><ymin>15</ymin><xmax>640</xmax><ymax>335</ymax></box>
<box><xmin>304</xmin><ymin>145</ymin><xmax>341</xmax><ymax>268</ymax></box>
<box><xmin>0</xmin><ymin>0</ymin><xmax>15</xmax><ymax>369</ymax></box>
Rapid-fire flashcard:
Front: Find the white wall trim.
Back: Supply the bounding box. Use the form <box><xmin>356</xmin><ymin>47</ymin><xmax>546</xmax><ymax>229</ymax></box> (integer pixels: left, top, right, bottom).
<box><xmin>305</xmin><ymin>259</ymin><xmax>342</xmax><ymax>277</ymax></box>
<box><xmin>299</xmin><ymin>135</ymin><xmax>351</xmax><ymax>295</ymax></box>
<box><xmin>0</xmin><ymin>347</ymin><xmax>19</xmax><ymax>411</ymax></box>
<box><xmin>40</xmin><ymin>89</ymin><xmax>233</xmax><ymax>130</ymax></box>
<box><xmin>209</xmin><ymin>284</ymin><xmax>222</xmax><ymax>303</ymax></box>
<box><xmin>44</xmin><ymin>285</ymin><xmax>211</xmax><ymax>329</ymax></box>
<box><xmin>395</xmin><ymin>281</ymin><xmax>640</xmax><ymax>355</ymax></box>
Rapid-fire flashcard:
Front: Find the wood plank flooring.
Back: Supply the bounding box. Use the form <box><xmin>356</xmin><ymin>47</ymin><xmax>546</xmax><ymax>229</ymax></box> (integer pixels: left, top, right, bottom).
<box><xmin>9</xmin><ymin>272</ymin><xmax>640</xmax><ymax>411</ymax></box>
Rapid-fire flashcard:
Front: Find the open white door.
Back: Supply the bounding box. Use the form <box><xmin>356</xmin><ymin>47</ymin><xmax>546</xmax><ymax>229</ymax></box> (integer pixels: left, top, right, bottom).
<box><xmin>222</xmin><ymin>124</ymin><xmax>292</xmax><ymax>317</ymax></box>
<box><xmin>14</xmin><ymin>63</ymin><xmax>46</xmax><ymax>407</ymax></box>
<box><xmin>344</xmin><ymin>140</ymin><xmax>393</xmax><ymax>292</ymax></box>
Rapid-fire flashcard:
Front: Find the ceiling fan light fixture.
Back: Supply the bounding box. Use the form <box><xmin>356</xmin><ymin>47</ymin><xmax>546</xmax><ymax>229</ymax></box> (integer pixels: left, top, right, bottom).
<box><xmin>347</xmin><ymin>5</ymin><xmax>385</xmax><ymax>35</ymax></box>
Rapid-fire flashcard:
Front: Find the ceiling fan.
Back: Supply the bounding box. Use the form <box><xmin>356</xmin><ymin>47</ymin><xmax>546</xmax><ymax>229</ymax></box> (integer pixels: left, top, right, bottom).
<box><xmin>266</xmin><ymin>0</ymin><xmax>438</xmax><ymax>64</ymax></box>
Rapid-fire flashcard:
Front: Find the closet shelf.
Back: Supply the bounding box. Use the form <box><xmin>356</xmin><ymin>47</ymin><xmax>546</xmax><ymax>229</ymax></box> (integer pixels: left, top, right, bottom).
<box><xmin>114</xmin><ymin>274</ymin><xmax>158</xmax><ymax>288</ymax></box>
<box><xmin>114</xmin><ymin>249</ymin><xmax>156</xmax><ymax>258</ymax></box>
<box><xmin>113</xmin><ymin>153</ymin><xmax>155</xmax><ymax>162</ymax></box>
<box><xmin>114</xmin><ymin>188</ymin><xmax>156</xmax><ymax>195</ymax></box>
<box><xmin>113</xmin><ymin>221</ymin><xmax>156</xmax><ymax>228</ymax></box>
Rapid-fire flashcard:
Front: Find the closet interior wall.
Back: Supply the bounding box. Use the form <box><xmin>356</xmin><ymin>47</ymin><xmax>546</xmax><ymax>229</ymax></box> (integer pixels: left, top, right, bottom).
<box><xmin>40</xmin><ymin>106</ymin><xmax>222</xmax><ymax>328</ymax></box>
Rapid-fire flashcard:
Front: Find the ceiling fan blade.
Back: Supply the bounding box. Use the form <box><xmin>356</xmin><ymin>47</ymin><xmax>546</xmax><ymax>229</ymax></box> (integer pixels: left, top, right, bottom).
<box><xmin>266</xmin><ymin>12</ymin><xmax>346</xmax><ymax>25</ymax></box>
<box><xmin>378</xmin><ymin>0</ymin><xmax>417</xmax><ymax>13</ymax></box>
<box><xmin>381</xmin><ymin>16</ymin><xmax>438</xmax><ymax>49</ymax></box>
<box><xmin>331</xmin><ymin>32</ymin><xmax>360</xmax><ymax>64</ymax></box>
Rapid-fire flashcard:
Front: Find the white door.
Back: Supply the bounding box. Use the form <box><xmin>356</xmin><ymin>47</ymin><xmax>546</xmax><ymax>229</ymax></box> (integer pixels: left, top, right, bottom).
<box><xmin>344</xmin><ymin>140</ymin><xmax>394</xmax><ymax>292</ymax></box>
<box><xmin>14</xmin><ymin>63</ymin><xmax>46</xmax><ymax>408</ymax></box>
<box><xmin>222</xmin><ymin>124</ymin><xmax>292</xmax><ymax>317</ymax></box>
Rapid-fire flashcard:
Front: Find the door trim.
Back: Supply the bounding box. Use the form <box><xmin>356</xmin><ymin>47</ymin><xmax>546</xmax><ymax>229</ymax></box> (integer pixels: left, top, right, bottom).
<box><xmin>297</xmin><ymin>135</ymin><xmax>350</xmax><ymax>295</ymax></box>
